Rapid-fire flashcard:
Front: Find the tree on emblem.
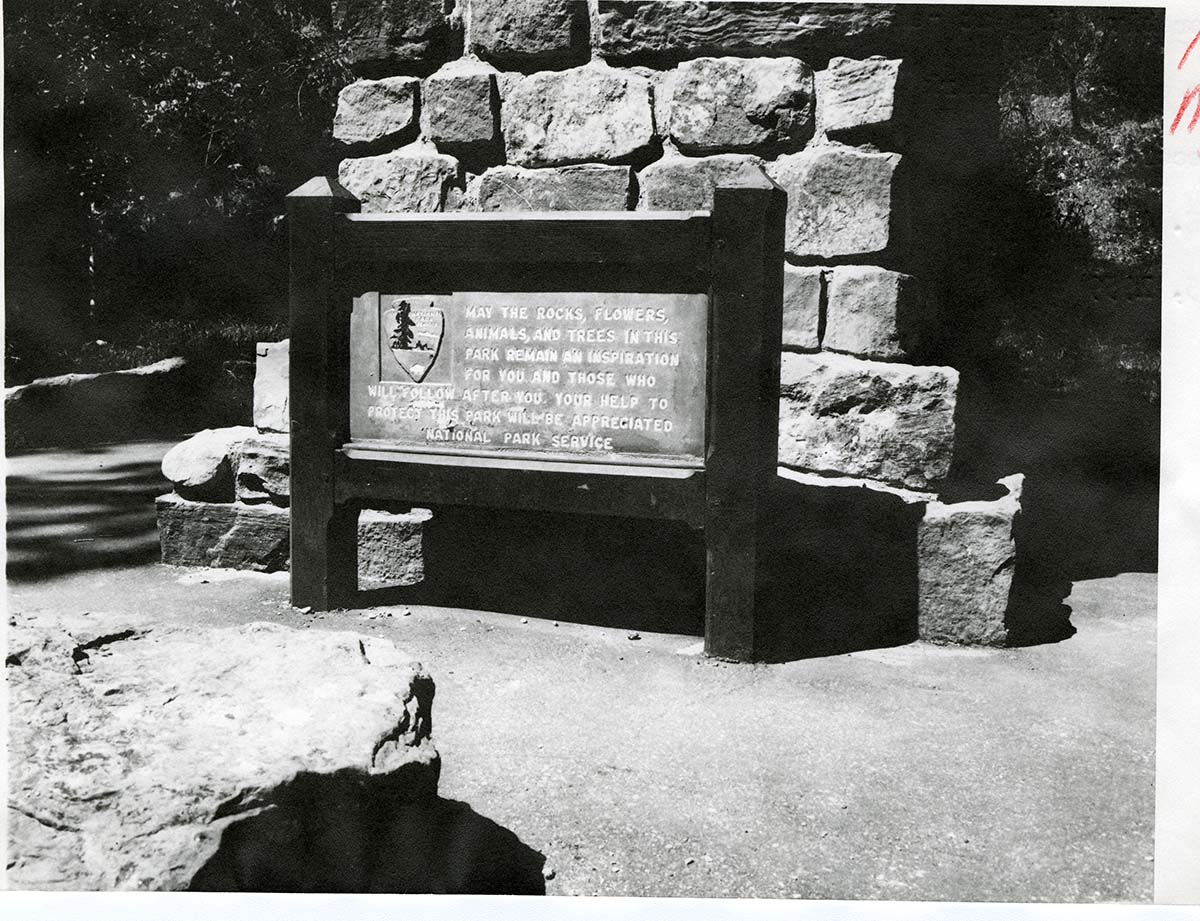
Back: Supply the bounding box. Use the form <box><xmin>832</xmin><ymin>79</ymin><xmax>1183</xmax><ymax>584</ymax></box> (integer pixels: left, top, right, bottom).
<box><xmin>390</xmin><ymin>300</ymin><xmax>415</xmax><ymax>350</ymax></box>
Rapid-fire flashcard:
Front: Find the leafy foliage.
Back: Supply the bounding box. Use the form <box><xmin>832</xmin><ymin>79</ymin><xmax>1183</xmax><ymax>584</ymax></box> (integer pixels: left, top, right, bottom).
<box><xmin>5</xmin><ymin>0</ymin><xmax>350</xmax><ymax>381</ymax></box>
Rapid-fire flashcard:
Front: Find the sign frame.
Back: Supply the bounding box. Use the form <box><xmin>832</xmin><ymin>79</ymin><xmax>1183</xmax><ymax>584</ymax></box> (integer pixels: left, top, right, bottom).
<box><xmin>286</xmin><ymin>174</ymin><xmax>785</xmax><ymax>661</ymax></box>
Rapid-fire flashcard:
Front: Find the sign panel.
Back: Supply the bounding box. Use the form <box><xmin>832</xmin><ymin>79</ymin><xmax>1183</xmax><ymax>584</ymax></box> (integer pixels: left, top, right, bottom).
<box><xmin>350</xmin><ymin>291</ymin><xmax>708</xmax><ymax>465</ymax></box>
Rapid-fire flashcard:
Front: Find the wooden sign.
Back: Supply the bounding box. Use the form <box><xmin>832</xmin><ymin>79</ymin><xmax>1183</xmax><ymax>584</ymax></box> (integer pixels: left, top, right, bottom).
<box><xmin>287</xmin><ymin>176</ymin><xmax>785</xmax><ymax>661</ymax></box>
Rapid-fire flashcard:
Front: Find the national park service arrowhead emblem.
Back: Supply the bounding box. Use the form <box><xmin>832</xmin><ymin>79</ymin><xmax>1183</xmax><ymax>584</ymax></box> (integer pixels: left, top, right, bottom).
<box><xmin>386</xmin><ymin>299</ymin><xmax>444</xmax><ymax>383</ymax></box>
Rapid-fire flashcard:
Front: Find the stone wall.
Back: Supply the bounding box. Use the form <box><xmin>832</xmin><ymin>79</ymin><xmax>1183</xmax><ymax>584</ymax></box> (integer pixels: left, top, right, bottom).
<box><xmin>331</xmin><ymin>0</ymin><xmax>1005</xmax><ymax>494</ymax></box>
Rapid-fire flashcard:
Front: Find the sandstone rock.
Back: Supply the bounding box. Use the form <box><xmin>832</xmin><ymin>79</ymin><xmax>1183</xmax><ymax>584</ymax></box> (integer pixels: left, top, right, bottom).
<box><xmin>918</xmin><ymin>474</ymin><xmax>1023</xmax><ymax>646</ymax></box>
<box><xmin>359</xmin><ymin>507</ymin><xmax>434</xmax><ymax>586</ymax></box>
<box><xmin>502</xmin><ymin>64</ymin><xmax>655</xmax><ymax>167</ymax></box>
<box><xmin>420</xmin><ymin>59</ymin><xmax>500</xmax><ymax>153</ymax></box>
<box><xmin>781</xmin><ymin>264</ymin><xmax>825</xmax><ymax>351</ymax></box>
<box><xmin>816</xmin><ymin>56</ymin><xmax>904</xmax><ymax>144</ymax></box>
<box><xmin>823</xmin><ymin>265</ymin><xmax>929</xmax><ymax>360</ymax></box>
<box><xmin>7</xmin><ymin>614</ymin><xmax>437</xmax><ymax>890</ymax></box>
<box><xmin>445</xmin><ymin>172</ymin><xmax>484</xmax><ymax>211</ymax></box>
<box><xmin>253</xmin><ymin>340</ymin><xmax>289</xmax><ymax>434</ymax></box>
<box><xmin>333</xmin><ymin>77</ymin><xmax>419</xmax><ymax>147</ymax></box>
<box><xmin>468</xmin><ymin>0</ymin><xmax>589</xmax><ymax>68</ymax></box>
<box><xmin>234</xmin><ymin>433</ymin><xmax>291</xmax><ymax>506</ymax></box>
<box><xmin>778</xmin><ymin>351</ymin><xmax>957</xmax><ymax>489</ymax></box>
<box><xmin>156</xmin><ymin>495</ymin><xmax>430</xmax><ymax>584</ymax></box>
<box><xmin>667</xmin><ymin>56</ymin><xmax>814</xmax><ymax>154</ymax></box>
<box><xmin>333</xmin><ymin>0</ymin><xmax>459</xmax><ymax>76</ymax></box>
<box><xmin>478</xmin><ymin>164</ymin><xmax>631</xmax><ymax>211</ymax></box>
<box><xmin>767</xmin><ymin>143</ymin><xmax>901</xmax><ymax>258</ymax></box>
<box><xmin>636</xmin><ymin>153</ymin><xmax>769</xmax><ymax>211</ymax></box>
<box><xmin>338</xmin><ymin>142</ymin><xmax>462</xmax><ymax>213</ymax></box>
<box><xmin>160</xmin><ymin>426</ymin><xmax>256</xmax><ymax>503</ymax></box>
<box><xmin>596</xmin><ymin>1</ymin><xmax>897</xmax><ymax>66</ymax></box>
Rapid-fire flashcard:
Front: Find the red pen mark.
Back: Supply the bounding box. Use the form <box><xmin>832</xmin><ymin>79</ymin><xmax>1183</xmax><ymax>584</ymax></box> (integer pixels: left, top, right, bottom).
<box><xmin>1171</xmin><ymin>84</ymin><xmax>1200</xmax><ymax>134</ymax></box>
<box><xmin>1180</xmin><ymin>29</ymin><xmax>1200</xmax><ymax>69</ymax></box>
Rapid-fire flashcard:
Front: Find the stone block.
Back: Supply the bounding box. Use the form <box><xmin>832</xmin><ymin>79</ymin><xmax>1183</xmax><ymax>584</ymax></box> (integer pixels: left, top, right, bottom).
<box><xmin>778</xmin><ymin>351</ymin><xmax>957</xmax><ymax>489</ymax></box>
<box><xmin>823</xmin><ymin>265</ymin><xmax>929</xmax><ymax>360</ymax></box>
<box><xmin>767</xmin><ymin>143</ymin><xmax>901</xmax><ymax>258</ymax></box>
<box><xmin>468</xmin><ymin>0</ymin><xmax>589</xmax><ymax>68</ymax></box>
<box><xmin>333</xmin><ymin>0</ymin><xmax>459</xmax><ymax>76</ymax></box>
<box><xmin>636</xmin><ymin>153</ymin><xmax>769</xmax><ymax>211</ymax></box>
<box><xmin>7</xmin><ymin>612</ymin><xmax>437</xmax><ymax>890</ymax></box>
<box><xmin>477</xmin><ymin>164</ymin><xmax>631</xmax><ymax>211</ymax></box>
<box><xmin>333</xmin><ymin>77</ymin><xmax>419</xmax><ymax>148</ymax></box>
<box><xmin>338</xmin><ymin>141</ymin><xmax>462</xmax><ymax>212</ymax></box>
<box><xmin>160</xmin><ymin>426</ymin><xmax>256</xmax><ymax>503</ymax></box>
<box><xmin>156</xmin><ymin>494</ymin><xmax>429</xmax><ymax>585</ymax></box>
<box><xmin>253</xmin><ymin>340</ymin><xmax>289</xmax><ymax>434</ymax></box>
<box><xmin>502</xmin><ymin>63</ymin><xmax>655</xmax><ymax>167</ymax></box>
<box><xmin>596</xmin><ymin>1</ymin><xmax>896</xmax><ymax>66</ymax></box>
<box><xmin>918</xmin><ymin>474</ymin><xmax>1023</xmax><ymax>646</ymax></box>
<box><xmin>816</xmin><ymin>56</ymin><xmax>903</xmax><ymax>144</ymax></box>
<box><xmin>421</xmin><ymin>59</ymin><xmax>500</xmax><ymax>154</ymax></box>
<box><xmin>667</xmin><ymin>56</ymin><xmax>814</xmax><ymax>154</ymax></box>
<box><xmin>781</xmin><ymin>265</ymin><xmax>825</xmax><ymax>351</ymax></box>
<box><xmin>234</xmin><ymin>433</ymin><xmax>291</xmax><ymax>506</ymax></box>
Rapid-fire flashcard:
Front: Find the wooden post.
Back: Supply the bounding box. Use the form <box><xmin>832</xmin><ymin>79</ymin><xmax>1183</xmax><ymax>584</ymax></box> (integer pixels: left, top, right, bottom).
<box><xmin>287</xmin><ymin>177</ymin><xmax>360</xmax><ymax>610</ymax></box>
<box><xmin>704</xmin><ymin>176</ymin><xmax>787</xmax><ymax>661</ymax></box>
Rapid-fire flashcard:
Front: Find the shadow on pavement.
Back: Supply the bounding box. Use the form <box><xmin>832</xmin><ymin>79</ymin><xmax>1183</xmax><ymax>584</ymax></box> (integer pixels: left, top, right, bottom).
<box><xmin>6</xmin><ymin>445</ymin><xmax>173</xmax><ymax>582</ymax></box>
<box><xmin>191</xmin><ymin>764</ymin><xmax>546</xmax><ymax>894</ymax></box>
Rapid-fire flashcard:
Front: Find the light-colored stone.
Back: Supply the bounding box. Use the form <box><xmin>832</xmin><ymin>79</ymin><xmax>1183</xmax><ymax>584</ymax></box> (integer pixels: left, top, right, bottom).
<box><xmin>478</xmin><ymin>164</ymin><xmax>631</xmax><ymax>211</ymax></box>
<box><xmin>636</xmin><ymin>152</ymin><xmax>768</xmax><ymax>211</ymax></box>
<box><xmin>502</xmin><ymin>63</ymin><xmax>655</xmax><ymax>167</ymax></box>
<box><xmin>918</xmin><ymin>474</ymin><xmax>1024</xmax><ymax>646</ymax></box>
<box><xmin>781</xmin><ymin>264</ymin><xmax>825</xmax><ymax>350</ymax></box>
<box><xmin>596</xmin><ymin>1</ymin><xmax>897</xmax><ymax>65</ymax></box>
<box><xmin>160</xmin><ymin>426</ymin><xmax>256</xmax><ymax>503</ymax></box>
<box><xmin>468</xmin><ymin>0</ymin><xmax>589</xmax><ymax>67</ymax></box>
<box><xmin>253</xmin><ymin>340</ymin><xmax>289</xmax><ymax>434</ymax></box>
<box><xmin>778</xmin><ymin>351</ymin><xmax>957</xmax><ymax>489</ymax></box>
<box><xmin>823</xmin><ymin>265</ymin><xmax>929</xmax><ymax>360</ymax></box>
<box><xmin>816</xmin><ymin>56</ymin><xmax>903</xmax><ymax>142</ymax></box>
<box><xmin>338</xmin><ymin>142</ymin><xmax>462</xmax><ymax>213</ymax></box>
<box><xmin>333</xmin><ymin>77</ymin><xmax>419</xmax><ymax>147</ymax></box>
<box><xmin>7</xmin><ymin>614</ymin><xmax>437</xmax><ymax>890</ymax></box>
<box><xmin>234</xmin><ymin>433</ymin><xmax>291</xmax><ymax>506</ymax></box>
<box><xmin>333</xmin><ymin>0</ymin><xmax>458</xmax><ymax>75</ymax></box>
<box><xmin>767</xmin><ymin>143</ymin><xmax>901</xmax><ymax>258</ymax></box>
<box><xmin>667</xmin><ymin>56</ymin><xmax>814</xmax><ymax>154</ymax></box>
<box><xmin>156</xmin><ymin>495</ymin><xmax>430</xmax><ymax>584</ymax></box>
<box><xmin>421</xmin><ymin>59</ymin><xmax>500</xmax><ymax>151</ymax></box>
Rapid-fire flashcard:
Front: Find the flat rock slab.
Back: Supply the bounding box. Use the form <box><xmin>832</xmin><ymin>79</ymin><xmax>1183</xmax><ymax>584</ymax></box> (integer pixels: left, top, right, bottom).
<box><xmin>7</xmin><ymin>615</ymin><xmax>437</xmax><ymax>890</ymax></box>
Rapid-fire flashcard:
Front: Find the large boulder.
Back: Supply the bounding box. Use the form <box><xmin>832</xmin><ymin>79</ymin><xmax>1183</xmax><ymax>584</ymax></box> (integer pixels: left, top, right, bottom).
<box><xmin>477</xmin><ymin>164</ymin><xmax>632</xmax><ymax>211</ymax></box>
<box><xmin>468</xmin><ymin>0</ymin><xmax>589</xmax><ymax>68</ymax></box>
<box><xmin>420</xmin><ymin>59</ymin><xmax>501</xmax><ymax>156</ymax></box>
<box><xmin>156</xmin><ymin>495</ymin><xmax>429</xmax><ymax>584</ymax></box>
<box><xmin>160</xmin><ymin>426</ymin><xmax>256</xmax><ymax>503</ymax></box>
<box><xmin>778</xmin><ymin>351</ymin><xmax>957</xmax><ymax>489</ymax></box>
<box><xmin>595</xmin><ymin>1</ymin><xmax>897</xmax><ymax>66</ymax></box>
<box><xmin>918</xmin><ymin>474</ymin><xmax>1023</xmax><ymax>646</ymax></box>
<box><xmin>501</xmin><ymin>63</ymin><xmax>655</xmax><ymax>167</ymax></box>
<box><xmin>253</xmin><ymin>340</ymin><xmax>289</xmax><ymax>434</ymax></box>
<box><xmin>233</xmin><ymin>433</ymin><xmax>291</xmax><ymax>506</ymax></box>
<box><xmin>636</xmin><ymin>152</ymin><xmax>769</xmax><ymax>211</ymax></box>
<box><xmin>333</xmin><ymin>0</ymin><xmax>460</xmax><ymax>76</ymax></box>
<box><xmin>766</xmin><ymin>143</ymin><xmax>902</xmax><ymax>258</ymax></box>
<box><xmin>338</xmin><ymin>142</ymin><xmax>462</xmax><ymax>213</ymax></box>
<box><xmin>7</xmin><ymin>615</ymin><xmax>438</xmax><ymax>890</ymax></box>
<box><xmin>666</xmin><ymin>56</ymin><xmax>814</xmax><ymax>154</ymax></box>
<box><xmin>333</xmin><ymin>77</ymin><xmax>420</xmax><ymax>148</ymax></box>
